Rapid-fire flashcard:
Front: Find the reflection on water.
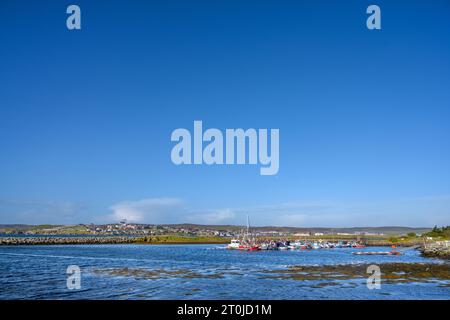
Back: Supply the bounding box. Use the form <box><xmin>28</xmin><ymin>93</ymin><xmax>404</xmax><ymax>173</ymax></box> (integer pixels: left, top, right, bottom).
<box><xmin>0</xmin><ymin>244</ymin><xmax>448</xmax><ymax>299</ymax></box>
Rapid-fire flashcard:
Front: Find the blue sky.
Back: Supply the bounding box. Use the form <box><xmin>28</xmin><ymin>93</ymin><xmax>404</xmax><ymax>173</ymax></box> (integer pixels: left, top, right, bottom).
<box><xmin>0</xmin><ymin>0</ymin><xmax>449</xmax><ymax>227</ymax></box>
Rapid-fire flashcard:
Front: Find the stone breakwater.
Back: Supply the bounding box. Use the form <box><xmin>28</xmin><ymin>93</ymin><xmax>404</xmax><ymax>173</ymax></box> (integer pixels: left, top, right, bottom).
<box><xmin>0</xmin><ymin>236</ymin><xmax>138</xmax><ymax>245</ymax></box>
<box><xmin>420</xmin><ymin>241</ymin><xmax>450</xmax><ymax>259</ymax></box>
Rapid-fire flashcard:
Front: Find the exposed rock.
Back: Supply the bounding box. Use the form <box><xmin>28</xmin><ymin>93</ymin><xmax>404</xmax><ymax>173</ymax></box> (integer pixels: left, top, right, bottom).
<box><xmin>0</xmin><ymin>236</ymin><xmax>137</xmax><ymax>245</ymax></box>
<box><xmin>420</xmin><ymin>242</ymin><xmax>450</xmax><ymax>259</ymax></box>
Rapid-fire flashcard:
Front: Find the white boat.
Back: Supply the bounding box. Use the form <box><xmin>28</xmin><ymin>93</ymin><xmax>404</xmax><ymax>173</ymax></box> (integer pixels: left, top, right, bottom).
<box><xmin>290</xmin><ymin>241</ymin><xmax>304</xmax><ymax>249</ymax></box>
<box><xmin>227</xmin><ymin>239</ymin><xmax>241</xmax><ymax>249</ymax></box>
<box><xmin>311</xmin><ymin>242</ymin><xmax>322</xmax><ymax>249</ymax></box>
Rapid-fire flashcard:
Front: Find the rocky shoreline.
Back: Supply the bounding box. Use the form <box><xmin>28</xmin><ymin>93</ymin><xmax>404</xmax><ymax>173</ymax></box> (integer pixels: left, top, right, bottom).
<box><xmin>420</xmin><ymin>241</ymin><xmax>450</xmax><ymax>259</ymax></box>
<box><xmin>261</xmin><ymin>262</ymin><xmax>450</xmax><ymax>288</ymax></box>
<box><xmin>89</xmin><ymin>262</ymin><xmax>450</xmax><ymax>289</ymax></box>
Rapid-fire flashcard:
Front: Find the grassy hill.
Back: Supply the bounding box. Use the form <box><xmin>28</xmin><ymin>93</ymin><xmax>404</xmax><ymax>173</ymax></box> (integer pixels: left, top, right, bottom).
<box><xmin>0</xmin><ymin>223</ymin><xmax>432</xmax><ymax>236</ymax></box>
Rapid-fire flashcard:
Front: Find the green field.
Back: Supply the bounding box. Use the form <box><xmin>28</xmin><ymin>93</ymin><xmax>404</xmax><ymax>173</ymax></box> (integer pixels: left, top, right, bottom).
<box><xmin>135</xmin><ymin>235</ymin><xmax>229</xmax><ymax>244</ymax></box>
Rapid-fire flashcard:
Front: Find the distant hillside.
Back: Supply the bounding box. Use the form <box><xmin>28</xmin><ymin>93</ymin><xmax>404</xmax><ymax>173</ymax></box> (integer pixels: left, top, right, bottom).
<box><xmin>0</xmin><ymin>223</ymin><xmax>432</xmax><ymax>235</ymax></box>
<box><xmin>161</xmin><ymin>224</ymin><xmax>431</xmax><ymax>235</ymax></box>
<box><xmin>0</xmin><ymin>224</ymin><xmax>34</xmax><ymax>231</ymax></box>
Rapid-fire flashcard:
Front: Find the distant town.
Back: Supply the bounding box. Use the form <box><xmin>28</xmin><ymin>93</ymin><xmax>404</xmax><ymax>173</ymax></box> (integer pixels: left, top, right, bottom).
<box><xmin>0</xmin><ymin>220</ymin><xmax>432</xmax><ymax>238</ymax></box>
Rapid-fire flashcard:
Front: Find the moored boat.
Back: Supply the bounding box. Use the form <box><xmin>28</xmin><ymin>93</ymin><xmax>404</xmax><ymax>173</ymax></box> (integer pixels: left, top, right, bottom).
<box><xmin>227</xmin><ymin>239</ymin><xmax>241</xmax><ymax>250</ymax></box>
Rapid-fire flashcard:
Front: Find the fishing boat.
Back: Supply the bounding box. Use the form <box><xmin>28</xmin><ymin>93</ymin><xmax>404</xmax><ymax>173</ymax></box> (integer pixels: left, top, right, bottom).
<box><xmin>227</xmin><ymin>215</ymin><xmax>261</xmax><ymax>251</ymax></box>
<box><xmin>288</xmin><ymin>241</ymin><xmax>303</xmax><ymax>250</ymax></box>
<box><xmin>340</xmin><ymin>241</ymin><xmax>352</xmax><ymax>248</ymax></box>
<box><xmin>227</xmin><ymin>239</ymin><xmax>241</xmax><ymax>250</ymax></box>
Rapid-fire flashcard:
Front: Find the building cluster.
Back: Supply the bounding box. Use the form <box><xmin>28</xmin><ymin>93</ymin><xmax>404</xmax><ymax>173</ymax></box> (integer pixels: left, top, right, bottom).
<box><xmin>0</xmin><ymin>221</ymin><xmax>386</xmax><ymax>237</ymax></box>
<box><xmin>86</xmin><ymin>222</ymin><xmax>237</xmax><ymax>237</ymax></box>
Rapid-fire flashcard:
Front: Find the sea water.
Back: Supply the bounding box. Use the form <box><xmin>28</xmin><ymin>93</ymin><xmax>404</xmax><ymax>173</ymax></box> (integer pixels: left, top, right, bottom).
<box><xmin>0</xmin><ymin>244</ymin><xmax>448</xmax><ymax>299</ymax></box>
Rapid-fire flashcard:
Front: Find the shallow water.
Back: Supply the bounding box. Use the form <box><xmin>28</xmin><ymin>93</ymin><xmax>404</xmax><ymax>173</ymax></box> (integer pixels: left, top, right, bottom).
<box><xmin>0</xmin><ymin>244</ymin><xmax>448</xmax><ymax>299</ymax></box>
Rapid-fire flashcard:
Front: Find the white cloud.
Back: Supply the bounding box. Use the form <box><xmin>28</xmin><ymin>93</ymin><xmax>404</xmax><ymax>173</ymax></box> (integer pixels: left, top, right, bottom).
<box><xmin>6</xmin><ymin>193</ymin><xmax>446</xmax><ymax>227</ymax></box>
<box><xmin>107</xmin><ymin>198</ymin><xmax>183</xmax><ymax>223</ymax></box>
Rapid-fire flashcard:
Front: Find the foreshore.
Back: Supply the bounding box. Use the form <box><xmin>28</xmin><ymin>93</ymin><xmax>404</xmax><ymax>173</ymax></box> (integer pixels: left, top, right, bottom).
<box><xmin>420</xmin><ymin>241</ymin><xmax>450</xmax><ymax>259</ymax></box>
<box><xmin>262</xmin><ymin>262</ymin><xmax>450</xmax><ymax>286</ymax></box>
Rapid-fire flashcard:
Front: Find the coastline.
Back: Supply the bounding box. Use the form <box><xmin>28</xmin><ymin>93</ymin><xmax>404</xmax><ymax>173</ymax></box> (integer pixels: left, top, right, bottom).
<box><xmin>4</xmin><ymin>236</ymin><xmax>450</xmax><ymax>260</ymax></box>
<box><xmin>420</xmin><ymin>241</ymin><xmax>450</xmax><ymax>259</ymax></box>
<box><xmin>0</xmin><ymin>236</ymin><xmax>425</xmax><ymax>247</ymax></box>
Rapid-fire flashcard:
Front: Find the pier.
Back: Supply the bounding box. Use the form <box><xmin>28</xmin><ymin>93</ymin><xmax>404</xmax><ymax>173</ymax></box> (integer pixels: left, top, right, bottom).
<box><xmin>0</xmin><ymin>236</ymin><xmax>138</xmax><ymax>245</ymax></box>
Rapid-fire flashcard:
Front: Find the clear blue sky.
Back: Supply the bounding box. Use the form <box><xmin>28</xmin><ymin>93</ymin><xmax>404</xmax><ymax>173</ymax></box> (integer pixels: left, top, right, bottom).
<box><xmin>0</xmin><ymin>0</ymin><xmax>449</xmax><ymax>227</ymax></box>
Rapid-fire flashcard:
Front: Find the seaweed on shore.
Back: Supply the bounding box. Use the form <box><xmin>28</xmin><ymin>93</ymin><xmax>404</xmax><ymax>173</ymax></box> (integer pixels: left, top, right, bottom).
<box><xmin>92</xmin><ymin>267</ymin><xmax>225</xmax><ymax>280</ymax></box>
<box><xmin>260</xmin><ymin>262</ymin><xmax>450</xmax><ymax>285</ymax></box>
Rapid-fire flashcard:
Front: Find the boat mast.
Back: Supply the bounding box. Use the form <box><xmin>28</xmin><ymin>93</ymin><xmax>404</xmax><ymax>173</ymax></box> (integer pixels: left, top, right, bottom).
<box><xmin>247</xmin><ymin>214</ymin><xmax>255</xmax><ymax>244</ymax></box>
<box><xmin>246</xmin><ymin>214</ymin><xmax>250</xmax><ymax>236</ymax></box>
